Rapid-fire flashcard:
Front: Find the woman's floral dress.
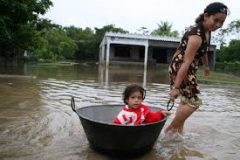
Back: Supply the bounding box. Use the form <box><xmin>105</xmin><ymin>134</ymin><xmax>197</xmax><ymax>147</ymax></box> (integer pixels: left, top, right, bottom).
<box><xmin>168</xmin><ymin>22</ymin><xmax>210</xmax><ymax>108</ymax></box>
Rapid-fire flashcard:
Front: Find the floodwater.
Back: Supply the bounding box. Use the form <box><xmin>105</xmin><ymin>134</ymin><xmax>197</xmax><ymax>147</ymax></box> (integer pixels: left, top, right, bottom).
<box><xmin>0</xmin><ymin>63</ymin><xmax>240</xmax><ymax>160</ymax></box>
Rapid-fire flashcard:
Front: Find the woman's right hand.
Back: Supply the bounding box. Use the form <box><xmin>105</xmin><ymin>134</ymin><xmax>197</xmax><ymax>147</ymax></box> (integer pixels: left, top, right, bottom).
<box><xmin>169</xmin><ymin>88</ymin><xmax>180</xmax><ymax>99</ymax></box>
<box><xmin>203</xmin><ymin>66</ymin><xmax>210</xmax><ymax>76</ymax></box>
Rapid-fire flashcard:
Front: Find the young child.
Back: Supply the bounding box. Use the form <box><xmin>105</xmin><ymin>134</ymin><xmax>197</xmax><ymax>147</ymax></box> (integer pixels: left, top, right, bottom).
<box><xmin>113</xmin><ymin>84</ymin><xmax>170</xmax><ymax>125</ymax></box>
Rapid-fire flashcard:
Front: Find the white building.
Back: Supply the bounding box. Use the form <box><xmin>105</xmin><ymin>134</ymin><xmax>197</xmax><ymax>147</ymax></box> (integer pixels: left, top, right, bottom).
<box><xmin>99</xmin><ymin>32</ymin><xmax>216</xmax><ymax>70</ymax></box>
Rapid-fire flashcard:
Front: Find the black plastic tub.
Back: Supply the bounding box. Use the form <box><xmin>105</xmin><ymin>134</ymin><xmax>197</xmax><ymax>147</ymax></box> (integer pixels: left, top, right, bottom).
<box><xmin>71</xmin><ymin>97</ymin><xmax>167</xmax><ymax>157</ymax></box>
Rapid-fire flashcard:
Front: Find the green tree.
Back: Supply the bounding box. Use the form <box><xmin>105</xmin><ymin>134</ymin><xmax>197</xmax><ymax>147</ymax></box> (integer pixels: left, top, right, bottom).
<box><xmin>64</xmin><ymin>26</ymin><xmax>95</xmax><ymax>61</ymax></box>
<box><xmin>32</xmin><ymin>24</ymin><xmax>77</xmax><ymax>61</ymax></box>
<box><xmin>94</xmin><ymin>24</ymin><xmax>129</xmax><ymax>42</ymax></box>
<box><xmin>215</xmin><ymin>20</ymin><xmax>240</xmax><ymax>47</ymax></box>
<box><xmin>35</xmin><ymin>18</ymin><xmax>61</xmax><ymax>31</ymax></box>
<box><xmin>151</xmin><ymin>21</ymin><xmax>179</xmax><ymax>37</ymax></box>
<box><xmin>137</xmin><ymin>27</ymin><xmax>150</xmax><ymax>35</ymax></box>
<box><xmin>0</xmin><ymin>0</ymin><xmax>53</xmax><ymax>61</ymax></box>
<box><xmin>217</xmin><ymin>40</ymin><xmax>240</xmax><ymax>62</ymax></box>
<box><xmin>213</xmin><ymin>20</ymin><xmax>240</xmax><ymax>62</ymax></box>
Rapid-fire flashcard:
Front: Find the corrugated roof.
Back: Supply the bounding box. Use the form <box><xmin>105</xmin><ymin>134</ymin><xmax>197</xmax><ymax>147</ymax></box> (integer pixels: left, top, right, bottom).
<box><xmin>105</xmin><ymin>32</ymin><xmax>181</xmax><ymax>43</ymax></box>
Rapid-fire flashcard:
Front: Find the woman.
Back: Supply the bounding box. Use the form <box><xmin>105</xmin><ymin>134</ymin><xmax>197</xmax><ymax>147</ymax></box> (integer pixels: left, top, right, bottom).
<box><xmin>165</xmin><ymin>2</ymin><xmax>229</xmax><ymax>134</ymax></box>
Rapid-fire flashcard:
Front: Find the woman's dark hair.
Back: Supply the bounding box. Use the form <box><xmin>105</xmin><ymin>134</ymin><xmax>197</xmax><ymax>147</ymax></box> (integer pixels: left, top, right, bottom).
<box><xmin>123</xmin><ymin>84</ymin><xmax>146</xmax><ymax>105</ymax></box>
<box><xmin>195</xmin><ymin>2</ymin><xmax>229</xmax><ymax>23</ymax></box>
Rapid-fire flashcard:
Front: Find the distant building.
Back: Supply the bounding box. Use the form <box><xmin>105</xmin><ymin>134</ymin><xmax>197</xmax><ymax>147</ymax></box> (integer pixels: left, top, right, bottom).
<box><xmin>99</xmin><ymin>32</ymin><xmax>217</xmax><ymax>69</ymax></box>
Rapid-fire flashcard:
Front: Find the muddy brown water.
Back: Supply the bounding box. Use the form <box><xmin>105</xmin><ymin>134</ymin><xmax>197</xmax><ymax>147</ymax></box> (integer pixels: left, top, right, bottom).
<box><xmin>0</xmin><ymin>64</ymin><xmax>240</xmax><ymax>160</ymax></box>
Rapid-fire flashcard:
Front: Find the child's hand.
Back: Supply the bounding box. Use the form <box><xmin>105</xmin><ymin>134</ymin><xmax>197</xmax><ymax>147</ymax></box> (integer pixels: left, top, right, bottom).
<box><xmin>162</xmin><ymin>111</ymin><xmax>171</xmax><ymax>117</ymax></box>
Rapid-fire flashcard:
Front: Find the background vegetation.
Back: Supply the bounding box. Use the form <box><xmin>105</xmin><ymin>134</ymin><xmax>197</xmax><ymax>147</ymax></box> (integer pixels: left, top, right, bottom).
<box><xmin>0</xmin><ymin>0</ymin><xmax>239</xmax><ymax>68</ymax></box>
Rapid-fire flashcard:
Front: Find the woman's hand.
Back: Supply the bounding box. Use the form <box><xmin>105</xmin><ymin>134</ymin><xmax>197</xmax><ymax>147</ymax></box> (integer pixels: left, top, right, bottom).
<box><xmin>204</xmin><ymin>66</ymin><xmax>210</xmax><ymax>76</ymax></box>
<box><xmin>169</xmin><ymin>88</ymin><xmax>180</xmax><ymax>99</ymax></box>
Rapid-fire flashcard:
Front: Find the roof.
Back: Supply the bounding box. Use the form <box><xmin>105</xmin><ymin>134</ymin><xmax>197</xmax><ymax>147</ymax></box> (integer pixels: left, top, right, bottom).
<box><xmin>104</xmin><ymin>32</ymin><xmax>181</xmax><ymax>43</ymax></box>
<box><xmin>104</xmin><ymin>32</ymin><xmax>216</xmax><ymax>47</ymax></box>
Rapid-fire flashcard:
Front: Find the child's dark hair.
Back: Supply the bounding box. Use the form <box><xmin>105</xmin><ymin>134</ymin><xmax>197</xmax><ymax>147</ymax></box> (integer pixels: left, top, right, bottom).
<box><xmin>123</xmin><ymin>84</ymin><xmax>146</xmax><ymax>105</ymax></box>
<box><xmin>195</xmin><ymin>2</ymin><xmax>229</xmax><ymax>24</ymax></box>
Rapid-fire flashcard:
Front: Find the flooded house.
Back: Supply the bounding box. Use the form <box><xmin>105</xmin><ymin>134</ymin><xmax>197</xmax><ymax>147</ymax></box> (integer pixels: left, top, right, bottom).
<box><xmin>99</xmin><ymin>32</ymin><xmax>217</xmax><ymax>69</ymax></box>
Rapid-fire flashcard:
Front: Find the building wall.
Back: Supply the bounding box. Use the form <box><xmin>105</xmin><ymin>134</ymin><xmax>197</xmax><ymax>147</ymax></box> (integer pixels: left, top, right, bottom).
<box><xmin>100</xmin><ymin>33</ymin><xmax>217</xmax><ymax>67</ymax></box>
<box><xmin>109</xmin><ymin>45</ymin><xmax>176</xmax><ymax>64</ymax></box>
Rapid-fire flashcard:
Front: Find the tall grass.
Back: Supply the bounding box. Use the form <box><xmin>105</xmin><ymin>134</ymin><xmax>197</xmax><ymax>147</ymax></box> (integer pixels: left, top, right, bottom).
<box><xmin>198</xmin><ymin>69</ymin><xmax>240</xmax><ymax>85</ymax></box>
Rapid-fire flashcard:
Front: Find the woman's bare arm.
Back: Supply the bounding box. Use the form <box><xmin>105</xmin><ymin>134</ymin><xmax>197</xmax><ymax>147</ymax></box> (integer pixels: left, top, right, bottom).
<box><xmin>173</xmin><ymin>35</ymin><xmax>202</xmax><ymax>88</ymax></box>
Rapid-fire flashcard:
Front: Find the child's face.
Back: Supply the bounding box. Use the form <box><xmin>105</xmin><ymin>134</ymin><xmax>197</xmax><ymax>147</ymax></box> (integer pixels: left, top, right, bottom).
<box><xmin>126</xmin><ymin>91</ymin><xmax>143</xmax><ymax>108</ymax></box>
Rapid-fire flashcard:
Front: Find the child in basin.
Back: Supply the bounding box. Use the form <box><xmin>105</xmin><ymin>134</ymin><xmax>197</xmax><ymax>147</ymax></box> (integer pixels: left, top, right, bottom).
<box><xmin>113</xmin><ymin>84</ymin><xmax>171</xmax><ymax>125</ymax></box>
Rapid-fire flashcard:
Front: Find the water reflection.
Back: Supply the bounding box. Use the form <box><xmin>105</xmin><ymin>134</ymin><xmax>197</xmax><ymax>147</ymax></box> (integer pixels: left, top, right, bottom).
<box><xmin>98</xmin><ymin>64</ymin><xmax>169</xmax><ymax>88</ymax></box>
<box><xmin>0</xmin><ymin>64</ymin><xmax>240</xmax><ymax>160</ymax></box>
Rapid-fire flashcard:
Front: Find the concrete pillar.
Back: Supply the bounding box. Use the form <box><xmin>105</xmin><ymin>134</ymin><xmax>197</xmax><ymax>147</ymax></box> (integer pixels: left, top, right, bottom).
<box><xmin>106</xmin><ymin>41</ymin><xmax>110</xmax><ymax>67</ymax></box>
<box><xmin>144</xmin><ymin>44</ymin><xmax>149</xmax><ymax>71</ymax></box>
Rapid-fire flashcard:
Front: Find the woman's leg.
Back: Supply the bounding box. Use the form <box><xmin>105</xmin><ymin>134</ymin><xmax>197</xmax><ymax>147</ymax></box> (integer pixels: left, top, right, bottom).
<box><xmin>165</xmin><ymin>102</ymin><xmax>197</xmax><ymax>134</ymax></box>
